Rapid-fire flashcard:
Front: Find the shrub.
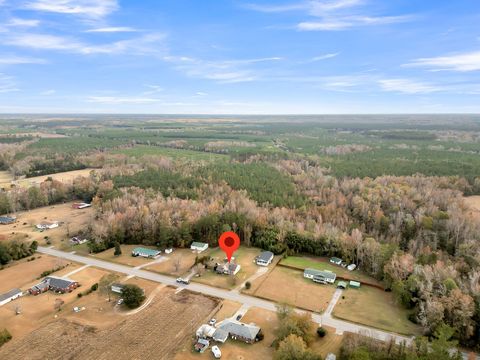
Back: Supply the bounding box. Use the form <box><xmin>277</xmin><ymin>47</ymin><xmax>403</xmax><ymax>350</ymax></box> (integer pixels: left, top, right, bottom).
<box><xmin>0</xmin><ymin>328</ymin><xmax>12</xmax><ymax>347</ymax></box>
<box><xmin>90</xmin><ymin>283</ymin><xmax>98</xmax><ymax>291</ymax></box>
<box><xmin>317</xmin><ymin>327</ymin><xmax>327</xmax><ymax>338</ymax></box>
<box><xmin>245</xmin><ymin>281</ymin><xmax>251</xmax><ymax>290</ymax></box>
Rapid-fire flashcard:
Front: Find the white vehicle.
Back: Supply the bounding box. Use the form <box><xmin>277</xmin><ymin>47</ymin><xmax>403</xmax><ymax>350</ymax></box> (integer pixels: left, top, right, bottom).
<box><xmin>117</xmin><ymin>298</ymin><xmax>124</xmax><ymax>305</ymax></box>
<box><xmin>347</xmin><ymin>264</ymin><xmax>357</xmax><ymax>271</ymax></box>
<box><xmin>176</xmin><ymin>278</ymin><xmax>190</xmax><ymax>285</ymax></box>
<box><xmin>211</xmin><ymin>345</ymin><xmax>222</xmax><ymax>358</ymax></box>
<box><xmin>164</xmin><ymin>248</ymin><xmax>173</xmax><ymax>254</ymax></box>
<box><xmin>209</xmin><ymin>318</ymin><xmax>217</xmax><ymax>326</ymax></box>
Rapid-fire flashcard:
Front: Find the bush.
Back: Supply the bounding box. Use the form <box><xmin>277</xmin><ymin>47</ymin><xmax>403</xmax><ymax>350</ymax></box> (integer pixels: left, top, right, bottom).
<box><xmin>90</xmin><ymin>283</ymin><xmax>98</xmax><ymax>291</ymax></box>
<box><xmin>317</xmin><ymin>327</ymin><xmax>327</xmax><ymax>338</ymax></box>
<box><xmin>245</xmin><ymin>281</ymin><xmax>251</xmax><ymax>290</ymax></box>
<box><xmin>0</xmin><ymin>328</ymin><xmax>12</xmax><ymax>347</ymax></box>
<box><xmin>77</xmin><ymin>293</ymin><xmax>83</xmax><ymax>298</ymax></box>
<box><xmin>121</xmin><ymin>284</ymin><xmax>145</xmax><ymax>309</ymax></box>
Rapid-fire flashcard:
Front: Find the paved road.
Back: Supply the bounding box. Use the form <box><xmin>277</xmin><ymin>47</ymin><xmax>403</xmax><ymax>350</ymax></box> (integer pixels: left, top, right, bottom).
<box><xmin>38</xmin><ymin>246</ymin><xmax>415</xmax><ymax>346</ymax></box>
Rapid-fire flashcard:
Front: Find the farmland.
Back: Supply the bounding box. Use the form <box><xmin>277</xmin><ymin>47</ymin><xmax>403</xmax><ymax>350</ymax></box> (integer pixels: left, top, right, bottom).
<box><xmin>0</xmin><ymin>288</ymin><xmax>219</xmax><ymax>360</ymax></box>
<box><xmin>11</xmin><ymin>168</ymin><xmax>97</xmax><ymax>188</ymax></box>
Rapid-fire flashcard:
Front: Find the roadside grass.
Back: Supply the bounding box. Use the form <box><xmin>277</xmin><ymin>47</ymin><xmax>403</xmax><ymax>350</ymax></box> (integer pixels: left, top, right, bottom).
<box><xmin>280</xmin><ymin>256</ymin><xmax>377</xmax><ymax>284</ymax></box>
<box><xmin>192</xmin><ymin>247</ymin><xmax>260</xmax><ymax>290</ymax></box>
<box><xmin>113</xmin><ymin>145</ymin><xmax>229</xmax><ymax>161</ymax></box>
<box><xmin>333</xmin><ymin>286</ymin><xmax>421</xmax><ymax>336</ymax></box>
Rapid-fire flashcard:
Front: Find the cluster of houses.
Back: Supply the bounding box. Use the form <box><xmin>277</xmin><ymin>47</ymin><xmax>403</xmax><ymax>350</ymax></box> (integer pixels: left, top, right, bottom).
<box><xmin>29</xmin><ymin>276</ymin><xmax>79</xmax><ymax>295</ymax></box>
<box><xmin>194</xmin><ymin>318</ymin><xmax>262</xmax><ymax>354</ymax></box>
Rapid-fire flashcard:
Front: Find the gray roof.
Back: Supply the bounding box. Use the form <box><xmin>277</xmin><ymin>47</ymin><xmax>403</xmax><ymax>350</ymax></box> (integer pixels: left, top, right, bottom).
<box><xmin>0</xmin><ymin>288</ymin><xmax>22</xmax><ymax>302</ymax></box>
<box><xmin>0</xmin><ymin>216</ymin><xmax>15</xmax><ymax>224</ymax></box>
<box><xmin>257</xmin><ymin>251</ymin><xmax>274</xmax><ymax>262</ymax></box>
<box><xmin>304</xmin><ymin>268</ymin><xmax>336</xmax><ymax>280</ymax></box>
<box><xmin>217</xmin><ymin>320</ymin><xmax>260</xmax><ymax>341</ymax></box>
<box><xmin>45</xmin><ymin>276</ymin><xmax>77</xmax><ymax>289</ymax></box>
<box><xmin>212</xmin><ymin>328</ymin><xmax>229</xmax><ymax>342</ymax></box>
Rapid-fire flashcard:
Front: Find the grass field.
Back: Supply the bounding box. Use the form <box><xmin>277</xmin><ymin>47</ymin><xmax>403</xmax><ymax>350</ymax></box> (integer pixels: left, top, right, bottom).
<box><xmin>12</xmin><ymin>168</ymin><xmax>97</xmax><ymax>188</ymax></box>
<box><xmin>247</xmin><ymin>266</ymin><xmax>336</xmax><ymax>313</ymax></box>
<box><xmin>113</xmin><ymin>145</ymin><xmax>229</xmax><ymax>161</ymax></box>
<box><xmin>146</xmin><ymin>248</ymin><xmax>209</xmax><ymax>277</ymax></box>
<box><xmin>0</xmin><ymin>170</ymin><xmax>13</xmax><ymax>188</ymax></box>
<box><xmin>333</xmin><ymin>287</ymin><xmax>421</xmax><ymax>336</ymax></box>
<box><xmin>280</xmin><ymin>256</ymin><xmax>378</xmax><ymax>284</ymax></box>
<box><xmin>192</xmin><ymin>247</ymin><xmax>262</xmax><ymax>289</ymax></box>
<box><xmin>91</xmin><ymin>244</ymin><xmax>163</xmax><ymax>267</ymax></box>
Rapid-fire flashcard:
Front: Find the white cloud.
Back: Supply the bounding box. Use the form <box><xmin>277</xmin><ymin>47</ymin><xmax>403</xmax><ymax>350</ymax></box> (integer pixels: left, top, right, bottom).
<box><xmin>378</xmin><ymin>78</ymin><xmax>442</xmax><ymax>94</ymax></box>
<box><xmin>195</xmin><ymin>92</ymin><xmax>208</xmax><ymax>96</ymax></box>
<box><xmin>0</xmin><ymin>73</ymin><xmax>19</xmax><ymax>93</ymax></box>
<box><xmin>40</xmin><ymin>89</ymin><xmax>56</xmax><ymax>95</ymax></box>
<box><xmin>309</xmin><ymin>53</ymin><xmax>339</xmax><ymax>62</ymax></box>
<box><xmin>298</xmin><ymin>15</ymin><xmax>413</xmax><ymax>31</ymax></box>
<box><xmin>87</xmin><ymin>96</ymin><xmax>161</xmax><ymax>104</ymax></box>
<box><xmin>243</xmin><ymin>2</ymin><xmax>307</xmax><ymax>13</ymax></box>
<box><xmin>143</xmin><ymin>84</ymin><xmax>163</xmax><ymax>95</ymax></box>
<box><xmin>0</xmin><ymin>55</ymin><xmax>46</xmax><ymax>65</ymax></box>
<box><xmin>7</xmin><ymin>18</ymin><xmax>40</xmax><ymax>27</ymax></box>
<box><xmin>2</xmin><ymin>33</ymin><xmax>166</xmax><ymax>55</ymax></box>
<box><xmin>85</xmin><ymin>27</ymin><xmax>138</xmax><ymax>33</ymax></box>
<box><xmin>405</xmin><ymin>50</ymin><xmax>480</xmax><ymax>72</ymax></box>
<box><xmin>23</xmin><ymin>0</ymin><xmax>118</xmax><ymax>19</ymax></box>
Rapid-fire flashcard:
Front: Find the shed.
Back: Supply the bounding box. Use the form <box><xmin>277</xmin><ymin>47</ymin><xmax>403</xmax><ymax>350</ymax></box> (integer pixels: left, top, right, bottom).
<box><xmin>329</xmin><ymin>257</ymin><xmax>342</xmax><ymax>265</ymax></box>
<box><xmin>349</xmin><ymin>280</ymin><xmax>361</xmax><ymax>289</ymax></box>
<box><xmin>111</xmin><ymin>283</ymin><xmax>125</xmax><ymax>294</ymax></box>
<box><xmin>0</xmin><ymin>216</ymin><xmax>15</xmax><ymax>225</ymax></box>
<box><xmin>0</xmin><ymin>288</ymin><xmax>23</xmax><ymax>306</ymax></box>
<box><xmin>337</xmin><ymin>281</ymin><xmax>348</xmax><ymax>289</ymax></box>
<box><xmin>191</xmin><ymin>242</ymin><xmax>209</xmax><ymax>252</ymax></box>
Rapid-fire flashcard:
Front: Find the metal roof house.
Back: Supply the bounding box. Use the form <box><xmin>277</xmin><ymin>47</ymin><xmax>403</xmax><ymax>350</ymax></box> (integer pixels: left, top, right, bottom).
<box><xmin>190</xmin><ymin>242</ymin><xmax>209</xmax><ymax>253</ymax></box>
<box><xmin>329</xmin><ymin>257</ymin><xmax>342</xmax><ymax>265</ymax></box>
<box><xmin>0</xmin><ymin>288</ymin><xmax>23</xmax><ymax>307</ymax></box>
<box><xmin>111</xmin><ymin>283</ymin><xmax>125</xmax><ymax>294</ymax></box>
<box><xmin>214</xmin><ymin>320</ymin><xmax>261</xmax><ymax>344</ymax></box>
<box><xmin>304</xmin><ymin>268</ymin><xmax>336</xmax><ymax>284</ymax></box>
<box><xmin>0</xmin><ymin>216</ymin><xmax>16</xmax><ymax>225</ymax></box>
<box><xmin>131</xmin><ymin>247</ymin><xmax>161</xmax><ymax>259</ymax></box>
<box><xmin>255</xmin><ymin>251</ymin><xmax>274</xmax><ymax>266</ymax></box>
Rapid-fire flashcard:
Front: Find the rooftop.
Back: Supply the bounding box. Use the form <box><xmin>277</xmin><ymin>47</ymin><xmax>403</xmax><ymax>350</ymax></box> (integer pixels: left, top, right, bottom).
<box><xmin>257</xmin><ymin>251</ymin><xmax>274</xmax><ymax>262</ymax></box>
<box><xmin>217</xmin><ymin>320</ymin><xmax>260</xmax><ymax>341</ymax></box>
<box><xmin>132</xmin><ymin>247</ymin><xmax>161</xmax><ymax>256</ymax></box>
<box><xmin>304</xmin><ymin>268</ymin><xmax>337</xmax><ymax>280</ymax></box>
<box><xmin>0</xmin><ymin>288</ymin><xmax>22</xmax><ymax>302</ymax></box>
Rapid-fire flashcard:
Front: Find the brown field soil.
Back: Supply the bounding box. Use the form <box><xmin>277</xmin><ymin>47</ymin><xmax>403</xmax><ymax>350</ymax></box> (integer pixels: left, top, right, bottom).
<box><xmin>192</xmin><ymin>247</ymin><xmax>264</xmax><ymax>289</ymax></box>
<box><xmin>0</xmin><ymin>202</ymin><xmax>94</xmax><ymax>249</ymax></box>
<box><xmin>91</xmin><ymin>244</ymin><xmax>163</xmax><ymax>267</ymax></box>
<box><xmin>0</xmin><ymin>255</ymin><xmax>75</xmax><ymax>293</ymax></box>
<box><xmin>333</xmin><ymin>287</ymin><xmax>421</xmax><ymax>336</ymax></box>
<box><xmin>175</xmin><ymin>307</ymin><xmax>342</xmax><ymax>360</ymax></box>
<box><xmin>246</xmin><ymin>266</ymin><xmax>336</xmax><ymax>313</ymax></box>
<box><xmin>146</xmin><ymin>248</ymin><xmax>211</xmax><ymax>276</ymax></box>
<box><xmin>11</xmin><ymin>168</ymin><xmax>97</xmax><ymax>188</ymax></box>
<box><xmin>0</xmin><ymin>266</ymin><xmax>110</xmax><ymax>340</ymax></box>
<box><xmin>0</xmin><ymin>288</ymin><xmax>219</xmax><ymax>360</ymax></box>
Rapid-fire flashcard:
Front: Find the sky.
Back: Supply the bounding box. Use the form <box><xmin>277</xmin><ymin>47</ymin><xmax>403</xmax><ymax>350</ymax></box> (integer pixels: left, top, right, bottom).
<box><xmin>0</xmin><ymin>0</ymin><xmax>479</xmax><ymax>114</ymax></box>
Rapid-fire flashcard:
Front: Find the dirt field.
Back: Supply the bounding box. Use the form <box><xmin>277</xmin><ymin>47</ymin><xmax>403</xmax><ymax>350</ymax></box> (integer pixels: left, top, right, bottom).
<box><xmin>0</xmin><ymin>255</ymin><xmax>76</xmax><ymax>293</ymax></box>
<box><xmin>146</xmin><ymin>248</ymin><xmax>209</xmax><ymax>276</ymax></box>
<box><xmin>0</xmin><ymin>288</ymin><xmax>220</xmax><ymax>360</ymax></box>
<box><xmin>91</xmin><ymin>244</ymin><xmax>164</xmax><ymax>267</ymax></box>
<box><xmin>0</xmin><ymin>202</ymin><xmax>94</xmax><ymax>249</ymax></box>
<box><xmin>333</xmin><ymin>287</ymin><xmax>421</xmax><ymax>336</ymax></box>
<box><xmin>193</xmin><ymin>247</ymin><xmax>264</xmax><ymax>289</ymax></box>
<box><xmin>0</xmin><ymin>266</ymin><xmax>109</xmax><ymax>339</ymax></box>
<box><xmin>245</xmin><ymin>267</ymin><xmax>336</xmax><ymax>313</ymax></box>
<box><xmin>11</xmin><ymin>168</ymin><xmax>97</xmax><ymax>188</ymax></box>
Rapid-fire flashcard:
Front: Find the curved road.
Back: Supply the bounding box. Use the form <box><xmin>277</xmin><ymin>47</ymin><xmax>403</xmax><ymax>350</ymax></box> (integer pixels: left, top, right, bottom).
<box><xmin>38</xmin><ymin>246</ymin><xmax>415</xmax><ymax>346</ymax></box>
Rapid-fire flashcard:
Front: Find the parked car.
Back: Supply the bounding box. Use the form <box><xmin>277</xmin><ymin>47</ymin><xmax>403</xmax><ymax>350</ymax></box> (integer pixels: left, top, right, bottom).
<box><xmin>211</xmin><ymin>345</ymin><xmax>222</xmax><ymax>358</ymax></box>
<box><xmin>236</xmin><ymin>314</ymin><xmax>242</xmax><ymax>321</ymax></box>
<box><xmin>209</xmin><ymin>318</ymin><xmax>217</xmax><ymax>326</ymax></box>
<box><xmin>176</xmin><ymin>278</ymin><xmax>190</xmax><ymax>285</ymax></box>
<box><xmin>117</xmin><ymin>298</ymin><xmax>124</xmax><ymax>305</ymax></box>
<box><xmin>347</xmin><ymin>264</ymin><xmax>357</xmax><ymax>271</ymax></box>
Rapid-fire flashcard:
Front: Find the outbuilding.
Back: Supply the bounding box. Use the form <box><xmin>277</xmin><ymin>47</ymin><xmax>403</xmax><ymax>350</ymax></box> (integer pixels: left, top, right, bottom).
<box><xmin>329</xmin><ymin>257</ymin><xmax>342</xmax><ymax>265</ymax></box>
<box><xmin>255</xmin><ymin>251</ymin><xmax>274</xmax><ymax>266</ymax></box>
<box><xmin>0</xmin><ymin>288</ymin><xmax>23</xmax><ymax>306</ymax></box>
<box><xmin>349</xmin><ymin>280</ymin><xmax>361</xmax><ymax>289</ymax></box>
<box><xmin>36</xmin><ymin>221</ymin><xmax>59</xmax><ymax>230</ymax></box>
<box><xmin>0</xmin><ymin>216</ymin><xmax>16</xmax><ymax>225</ymax></box>
<box><xmin>111</xmin><ymin>283</ymin><xmax>125</xmax><ymax>294</ymax></box>
<box><xmin>190</xmin><ymin>242</ymin><xmax>209</xmax><ymax>253</ymax></box>
<box><xmin>337</xmin><ymin>281</ymin><xmax>348</xmax><ymax>289</ymax></box>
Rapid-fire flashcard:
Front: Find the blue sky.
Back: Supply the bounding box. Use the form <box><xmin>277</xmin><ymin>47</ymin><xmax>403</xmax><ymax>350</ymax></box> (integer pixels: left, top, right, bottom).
<box><xmin>0</xmin><ymin>0</ymin><xmax>479</xmax><ymax>114</ymax></box>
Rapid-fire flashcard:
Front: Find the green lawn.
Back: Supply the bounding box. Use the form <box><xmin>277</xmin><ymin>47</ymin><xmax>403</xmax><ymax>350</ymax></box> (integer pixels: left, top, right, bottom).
<box><xmin>280</xmin><ymin>256</ymin><xmax>377</xmax><ymax>283</ymax></box>
<box><xmin>333</xmin><ymin>286</ymin><xmax>421</xmax><ymax>336</ymax></box>
<box><xmin>113</xmin><ymin>145</ymin><xmax>229</xmax><ymax>161</ymax></box>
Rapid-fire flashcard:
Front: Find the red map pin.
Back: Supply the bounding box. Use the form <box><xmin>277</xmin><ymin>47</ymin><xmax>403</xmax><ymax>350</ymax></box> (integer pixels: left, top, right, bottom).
<box><xmin>219</xmin><ymin>231</ymin><xmax>240</xmax><ymax>263</ymax></box>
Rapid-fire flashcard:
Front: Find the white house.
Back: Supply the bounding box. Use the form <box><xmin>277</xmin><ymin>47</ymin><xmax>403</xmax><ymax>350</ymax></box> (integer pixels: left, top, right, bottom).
<box><xmin>216</xmin><ymin>263</ymin><xmax>241</xmax><ymax>276</ymax></box>
<box><xmin>304</xmin><ymin>268</ymin><xmax>336</xmax><ymax>284</ymax></box>
<box><xmin>255</xmin><ymin>251</ymin><xmax>274</xmax><ymax>266</ymax></box>
<box><xmin>111</xmin><ymin>283</ymin><xmax>125</xmax><ymax>294</ymax></box>
<box><xmin>0</xmin><ymin>288</ymin><xmax>23</xmax><ymax>307</ymax></box>
<box><xmin>191</xmin><ymin>242</ymin><xmax>209</xmax><ymax>253</ymax></box>
<box><xmin>36</xmin><ymin>221</ymin><xmax>59</xmax><ymax>230</ymax></box>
